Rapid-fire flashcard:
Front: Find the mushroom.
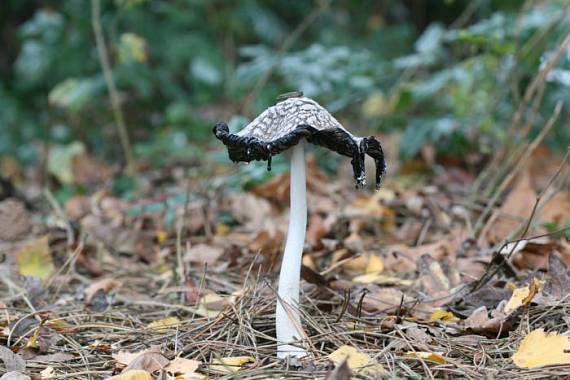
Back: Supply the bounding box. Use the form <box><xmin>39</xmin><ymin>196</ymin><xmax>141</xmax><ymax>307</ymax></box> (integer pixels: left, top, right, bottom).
<box><xmin>213</xmin><ymin>94</ymin><xmax>386</xmax><ymax>358</ymax></box>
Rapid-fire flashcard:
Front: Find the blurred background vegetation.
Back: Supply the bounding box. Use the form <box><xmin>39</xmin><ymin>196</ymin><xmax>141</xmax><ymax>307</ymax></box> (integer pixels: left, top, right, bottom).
<box><xmin>1</xmin><ymin>0</ymin><xmax>569</xmax><ymax>192</ymax></box>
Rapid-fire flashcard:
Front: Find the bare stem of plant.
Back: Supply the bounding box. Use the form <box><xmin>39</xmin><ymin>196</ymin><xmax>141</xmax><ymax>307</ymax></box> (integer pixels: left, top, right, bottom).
<box><xmin>92</xmin><ymin>0</ymin><xmax>135</xmax><ymax>175</ymax></box>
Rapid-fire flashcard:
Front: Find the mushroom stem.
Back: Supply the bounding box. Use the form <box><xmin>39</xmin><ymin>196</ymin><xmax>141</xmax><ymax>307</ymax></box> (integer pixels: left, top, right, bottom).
<box><xmin>276</xmin><ymin>142</ymin><xmax>308</xmax><ymax>359</ymax></box>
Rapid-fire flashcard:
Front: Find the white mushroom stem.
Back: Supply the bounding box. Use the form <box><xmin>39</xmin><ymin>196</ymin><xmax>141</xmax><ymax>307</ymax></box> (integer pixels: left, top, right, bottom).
<box><xmin>276</xmin><ymin>142</ymin><xmax>308</xmax><ymax>359</ymax></box>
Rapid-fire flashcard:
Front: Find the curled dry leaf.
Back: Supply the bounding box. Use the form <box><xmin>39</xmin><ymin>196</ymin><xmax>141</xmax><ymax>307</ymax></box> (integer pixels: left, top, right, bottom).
<box><xmin>512</xmin><ymin>329</ymin><xmax>570</xmax><ymax>369</ymax></box>
<box><xmin>503</xmin><ymin>278</ymin><xmax>543</xmax><ymax>314</ymax></box>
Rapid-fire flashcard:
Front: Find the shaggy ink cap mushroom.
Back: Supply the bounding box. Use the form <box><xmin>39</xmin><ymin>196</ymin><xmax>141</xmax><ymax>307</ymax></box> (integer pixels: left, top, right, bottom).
<box><xmin>213</xmin><ymin>95</ymin><xmax>386</xmax><ymax>189</ymax></box>
<box><xmin>213</xmin><ymin>93</ymin><xmax>387</xmax><ymax>359</ymax></box>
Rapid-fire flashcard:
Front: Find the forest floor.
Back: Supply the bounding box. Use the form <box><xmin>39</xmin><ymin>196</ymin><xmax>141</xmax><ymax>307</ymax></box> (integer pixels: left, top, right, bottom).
<box><xmin>1</xmin><ymin>143</ymin><xmax>570</xmax><ymax>379</ymax></box>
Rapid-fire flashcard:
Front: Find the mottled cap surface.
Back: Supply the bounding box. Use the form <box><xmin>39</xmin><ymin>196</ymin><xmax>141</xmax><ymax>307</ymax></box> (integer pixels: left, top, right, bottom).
<box><xmin>214</xmin><ymin>96</ymin><xmax>386</xmax><ymax>189</ymax></box>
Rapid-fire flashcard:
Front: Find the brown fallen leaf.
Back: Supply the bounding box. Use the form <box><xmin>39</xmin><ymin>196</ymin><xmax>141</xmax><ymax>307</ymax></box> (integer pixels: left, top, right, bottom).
<box><xmin>361</xmin><ymin>288</ymin><xmax>412</xmax><ymax>314</ymax></box>
<box><xmin>0</xmin><ymin>345</ymin><xmax>26</xmax><ymax>372</ymax></box>
<box><xmin>184</xmin><ymin>244</ymin><xmax>224</xmax><ymax>266</ymax></box>
<box><xmin>122</xmin><ymin>351</ymin><xmax>169</xmax><ymax>373</ymax></box>
<box><xmin>536</xmin><ymin>252</ymin><xmax>570</xmax><ymax>305</ymax></box>
<box><xmin>418</xmin><ymin>255</ymin><xmax>451</xmax><ymax>306</ymax></box>
<box><xmin>325</xmin><ymin>358</ymin><xmax>352</xmax><ymax>380</ymax></box>
<box><xmin>85</xmin><ymin>278</ymin><xmax>122</xmax><ymax>305</ymax></box>
<box><xmin>487</xmin><ymin>170</ymin><xmax>537</xmax><ymax>243</ymax></box>
<box><xmin>0</xmin><ymin>199</ymin><xmax>31</xmax><ymax>241</ymax></box>
<box><xmin>0</xmin><ymin>372</ymin><xmax>31</xmax><ymax>380</ymax></box>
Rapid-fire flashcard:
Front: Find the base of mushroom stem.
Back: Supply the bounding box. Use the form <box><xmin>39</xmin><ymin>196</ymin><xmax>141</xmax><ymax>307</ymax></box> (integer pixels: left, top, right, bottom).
<box><xmin>277</xmin><ymin>344</ymin><xmax>308</xmax><ymax>360</ymax></box>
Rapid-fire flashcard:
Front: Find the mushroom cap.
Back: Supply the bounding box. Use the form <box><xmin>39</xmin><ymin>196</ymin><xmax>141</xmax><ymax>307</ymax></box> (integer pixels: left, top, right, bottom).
<box><xmin>214</xmin><ymin>96</ymin><xmax>386</xmax><ymax>189</ymax></box>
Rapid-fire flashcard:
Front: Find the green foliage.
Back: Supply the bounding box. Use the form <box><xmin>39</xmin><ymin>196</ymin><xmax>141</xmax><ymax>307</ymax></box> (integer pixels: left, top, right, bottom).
<box><xmin>0</xmin><ymin>0</ymin><xmax>569</xmax><ymax>168</ymax></box>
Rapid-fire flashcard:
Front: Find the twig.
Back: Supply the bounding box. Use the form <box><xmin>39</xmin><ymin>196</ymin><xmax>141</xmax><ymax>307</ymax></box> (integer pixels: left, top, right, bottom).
<box><xmin>92</xmin><ymin>0</ymin><xmax>135</xmax><ymax>175</ymax></box>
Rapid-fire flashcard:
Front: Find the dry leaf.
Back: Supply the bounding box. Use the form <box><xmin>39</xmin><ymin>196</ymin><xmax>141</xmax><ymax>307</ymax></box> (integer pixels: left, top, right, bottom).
<box><xmin>430</xmin><ymin>310</ymin><xmax>456</xmax><ymax>322</ymax></box>
<box><xmin>361</xmin><ymin>288</ymin><xmax>411</xmax><ymax>314</ymax></box>
<box><xmin>404</xmin><ymin>351</ymin><xmax>446</xmax><ymax>364</ymax></box>
<box><xmin>146</xmin><ymin>317</ymin><xmax>180</xmax><ymax>331</ymax></box>
<box><xmin>512</xmin><ymin>329</ymin><xmax>570</xmax><ymax>369</ymax></box>
<box><xmin>0</xmin><ymin>372</ymin><xmax>31</xmax><ymax>380</ymax></box>
<box><xmin>15</xmin><ymin>236</ymin><xmax>54</xmax><ymax>280</ymax></box>
<box><xmin>487</xmin><ymin>171</ymin><xmax>537</xmax><ymax>243</ymax></box>
<box><xmin>184</xmin><ymin>244</ymin><xmax>224</xmax><ymax>266</ymax></box>
<box><xmin>164</xmin><ymin>356</ymin><xmax>200</xmax><ymax>375</ymax></box>
<box><xmin>113</xmin><ymin>347</ymin><xmax>160</xmax><ymax>366</ymax></box>
<box><xmin>210</xmin><ymin>356</ymin><xmax>255</xmax><ymax>374</ymax></box>
<box><xmin>39</xmin><ymin>367</ymin><xmax>55</xmax><ymax>379</ymax></box>
<box><xmin>328</xmin><ymin>346</ymin><xmax>384</xmax><ymax>374</ymax></box>
<box><xmin>503</xmin><ymin>278</ymin><xmax>543</xmax><ymax>314</ymax></box>
<box><xmin>0</xmin><ymin>345</ymin><xmax>25</xmax><ymax>372</ymax></box>
<box><xmin>0</xmin><ymin>199</ymin><xmax>31</xmax><ymax>241</ymax></box>
<box><xmin>325</xmin><ymin>359</ymin><xmax>352</xmax><ymax>380</ymax></box>
<box><xmin>106</xmin><ymin>370</ymin><xmax>152</xmax><ymax>380</ymax></box>
<box><xmin>123</xmin><ymin>352</ymin><xmax>169</xmax><ymax>373</ymax></box>
<box><xmin>84</xmin><ymin>278</ymin><xmax>121</xmax><ymax>304</ymax></box>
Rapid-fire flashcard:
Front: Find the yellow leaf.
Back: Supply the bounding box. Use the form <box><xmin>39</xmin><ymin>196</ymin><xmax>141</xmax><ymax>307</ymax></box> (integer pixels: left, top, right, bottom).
<box><xmin>147</xmin><ymin>317</ymin><xmax>180</xmax><ymax>331</ymax></box>
<box><xmin>352</xmin><ymin>273</ymin><xmax>412</xmax><ymax>286</ymax></box>
<box><xmin>15</xmin><ymin>236</ymin><xmax>54</xmax><ymax>280</ymax></box>
<box><xmin>155</xmin><ymin>230</ymin><xmax>168</xmax><ymax>243</ymax></box>
<box><xmin>328</xmin><ymin>345</ymin><xmax>385</xmax><ymax>374</ymax></box>
<box><xmin>26</xmin><ymin>326</ymin><xmax>40</xmax><ymax>348</ymax></box>
<box><xmin>365</xmin><ymin>255</ymin><xmax>384</xmax><ymax>274</ymax></box>
<box><xmin>404</xmin><ymin>351</ymin><xmax>446</xmax><ymax>364</ymax></box>
<box><xmin>504</xmin><ymin>278</ymin><xmax>543</xmax><ymax>314</ymax></box>
<box><xmin>210</xmin><ymin>356</ymin><xmax>255</xmax><ymax>374</ymax></box>
<box><xmin>106</xmin><ymin>369</ymin><xmax>152</xmax><ymax>380</ymax></box>
<box><xmin>165</xmin><ymin>356</ymin><xmax>200</xmax><ymax>375</ymax></box>
<box><xmin>430</xmin><ymin>310</ymin><xmax>456</xmax><ymax>322</ymax></box>
<box><xmin>513</xmin><ymin>329</ymin><xmax>570</xmax><ymax>369</ymax></box>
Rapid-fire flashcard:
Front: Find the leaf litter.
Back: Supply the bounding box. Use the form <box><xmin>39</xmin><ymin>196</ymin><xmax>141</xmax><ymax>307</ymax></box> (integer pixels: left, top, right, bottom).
<box><xmin>0</xmin><ymin>147</ymin><xmax>569</xmax><ymax>379</ymax></box>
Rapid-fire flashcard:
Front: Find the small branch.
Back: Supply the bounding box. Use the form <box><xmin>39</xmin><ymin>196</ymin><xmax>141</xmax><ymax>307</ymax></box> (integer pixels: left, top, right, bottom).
<box><xmin>92</xmin><ymin>0</ymin><xmax>135</xmax><ymax>175</ymax></box>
